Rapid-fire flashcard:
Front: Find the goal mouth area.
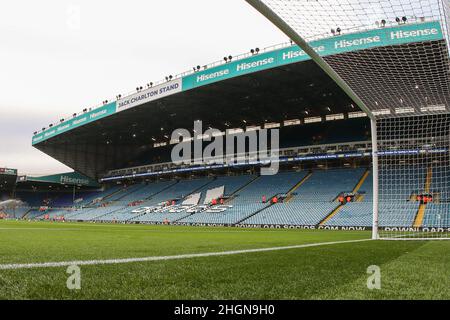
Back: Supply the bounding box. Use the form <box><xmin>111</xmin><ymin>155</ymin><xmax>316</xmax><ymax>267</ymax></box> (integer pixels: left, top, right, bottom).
<box><xmin>244</xmin><ymin>0</ymin><xmax>450</xmax><ymax>240</ymax></box>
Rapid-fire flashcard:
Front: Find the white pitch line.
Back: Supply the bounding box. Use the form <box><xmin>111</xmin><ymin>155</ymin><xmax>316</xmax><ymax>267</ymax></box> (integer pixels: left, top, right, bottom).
<box><xmin>0</xmin><ymin>238</ymin><xmax>371</xmax><ymax>270</ymax></box>
<box><xmin>0</xmin><ymin>228</ymin><xmax>83</xmax><ymax>231</ymax></box>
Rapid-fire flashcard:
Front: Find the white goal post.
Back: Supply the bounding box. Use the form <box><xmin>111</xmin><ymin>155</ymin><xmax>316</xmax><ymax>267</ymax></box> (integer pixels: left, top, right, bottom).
<box><xmin>245</xmin><ymin>0</ymin><xmax>450</xmax><ymax>239</ymax></box>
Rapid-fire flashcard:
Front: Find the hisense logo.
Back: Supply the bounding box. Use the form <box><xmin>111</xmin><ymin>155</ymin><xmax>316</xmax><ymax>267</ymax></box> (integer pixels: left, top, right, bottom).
<box><xmin>390</xmin><ymin>27</ymin><xmax>439</xmax><ymax>39</ymax></box>
<box><xmin>90</xmin><ymin>109</ymin><xmax>107</xmax><ymax>119</ymax></box>
<box><xmin>236</xmin><ymin>57</ymin><xmax>274</xmax><ymax>72</ymax></box>
<box><xmin>57</xmin><ymin>124</ymin><xmax>70</xmax><ymax>131</ymax></box>
<box><xmin>282</xmin><ymin>46</ymin><xmax>325</xmax><ymax>60</ymax></box>
<box><xmin>72</xmin><ymin>117</ymin><xmax>87</xmax><ymax>125</ymax></box>
<box><xmin>44</xmin><ymin>130</ymin><xmax>56</xmax><ymax>137</ymax></box>
<box><xmin>60</xmin><ymin>176</ymin><xmax>89</xmax><ymax>185</ymax></box>
<box><xmin>196</xmin><ymin>69</ymin><xmax>230</xmax><ymax>83</ymax></box>
<box><xmin>334</xmin><ymin>36</ymin><xmax>381</xmax><ymax>49</ymax></box>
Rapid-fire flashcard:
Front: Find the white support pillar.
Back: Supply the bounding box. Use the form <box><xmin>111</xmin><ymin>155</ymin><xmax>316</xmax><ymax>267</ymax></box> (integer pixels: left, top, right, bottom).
<box><xmin>371</xmin><ymin>118</ymin><xmax>379</xmax><ymax>240</ymax></box>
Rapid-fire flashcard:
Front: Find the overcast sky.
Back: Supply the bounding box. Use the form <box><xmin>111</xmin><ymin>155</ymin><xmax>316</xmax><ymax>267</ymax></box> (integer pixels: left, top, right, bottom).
<box><xmin>0</xmin><ymin>0</ymin><xmax>286</xmax><ymax>176</ymax></box>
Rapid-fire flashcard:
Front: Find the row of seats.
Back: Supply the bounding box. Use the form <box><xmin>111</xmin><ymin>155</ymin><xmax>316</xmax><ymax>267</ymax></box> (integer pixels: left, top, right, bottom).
<box><xmin>174</xmin><ymin>172</ymin><xmax>308</xmax><ymax>225</ymax></box>
<box><xmin>180</xmin><ymin>203</ymin><xmax>268</xmax><ymax>225</ymax></box>
<box><xmin>245</xmin><ymin>202</ymin><xmax>339</xmax><ymax>226</ymax></box>
<box><xmin>64</xmin><ymin>206</ymin><xmax>123</xmax><ymax>221</ymax></box>
<box><xmin>245</xmin><ymin>169</ymin><xmax>365</xmax><ymax>226</ymax></box>
<box><xmin>293</xmin><ymin>168</ymin><xmax>365</xmax><ymax>202</ymax></box>
<box><xmin>324</xmin><ymin>202</ymin><xmax>421</xmax><ymax>227</ymax></box>
<box><xmin>423</xmin><ymin>203</ymin><xmax>450</xmax><ymax>228</ymax></box>
<box><xmin>132</xmin><ymin>176</ymin><xmax>254</xmax><ymax>223</ymax></box>
<box><xmin>234</xmin><ymin>171</ymin><xmax>307</xmax><ymax>203</ymax></box>
<box><xmin>7</xmin><ymin>167</ymin><xmax>447</xmax><ymax>228</ymax></box>
<box><xmin>1</xmin><ymin>206</ymin><xmax>30</xmax><ymax>219</ymax></box>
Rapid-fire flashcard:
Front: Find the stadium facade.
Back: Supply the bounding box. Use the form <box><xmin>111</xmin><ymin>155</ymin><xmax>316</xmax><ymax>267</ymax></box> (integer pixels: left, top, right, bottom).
<box><xmin>2</xmin><ymin>17</ymin><xmax>446</xmax><ymax>236</ymax></box>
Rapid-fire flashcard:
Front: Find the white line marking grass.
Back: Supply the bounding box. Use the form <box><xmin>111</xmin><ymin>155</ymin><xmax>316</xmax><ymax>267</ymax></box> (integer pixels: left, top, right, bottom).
<box><xmin>0</xmin><ymin>238</ymin><xmax>370</xmax><ymax>270</ymax></box>
<box><xmin>0</xmin><ymin>228</ymin><xmax>83</xmax><ymax>231</ymax></box>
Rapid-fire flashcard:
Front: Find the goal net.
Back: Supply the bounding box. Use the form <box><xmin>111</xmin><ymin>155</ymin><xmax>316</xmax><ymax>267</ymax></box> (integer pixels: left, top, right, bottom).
<box><xmin>377</xmin><ymin>114</ymin><xmax>450</xmax><ymax>239</ymax></box>
<box><xmin>245</xmin><ymin>0</ymin><xmax>450</xmax><ymax>239</ymax></box>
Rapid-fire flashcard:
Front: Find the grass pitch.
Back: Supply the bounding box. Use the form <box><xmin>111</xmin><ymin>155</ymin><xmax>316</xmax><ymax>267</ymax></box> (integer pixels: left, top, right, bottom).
<box><xmin>0</xmin><ymin>220</ymin><xmax>448</xmax><ymax>300</ymax></box>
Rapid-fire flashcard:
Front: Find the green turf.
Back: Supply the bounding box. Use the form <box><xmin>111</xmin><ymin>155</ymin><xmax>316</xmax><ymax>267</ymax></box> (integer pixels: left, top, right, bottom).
<box><xmin>0</xmin><ymin>220</ymin><xmax>448</xmax><ymax>300</ymax></box>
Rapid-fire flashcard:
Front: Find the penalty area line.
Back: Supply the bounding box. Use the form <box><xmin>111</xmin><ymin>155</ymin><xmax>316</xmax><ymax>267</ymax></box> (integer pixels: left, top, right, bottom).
<box><xmin>0</xmin><ymin>238</ymin><xmax>371</xmax><ymax>270</ymax></box>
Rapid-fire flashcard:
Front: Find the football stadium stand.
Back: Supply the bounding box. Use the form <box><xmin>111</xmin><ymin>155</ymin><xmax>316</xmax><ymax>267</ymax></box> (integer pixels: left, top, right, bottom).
<box><xmin>2</xmin><ymin>166</ymin><xmax>448</xmax><ymax>229</ymax></box>
<box><xmin>20</xmin><ymin>6</ymin><xmax>449</xmax><ymax>242</ymax></box>
<box><xmin>130</xmin><ymin>176</ymin><xmax>253</xmax><ymax>224</ymax></box>
<box><xmin>423</xmin><ymin>203</ymin><xmax>450</xmax><ymax>228</ymax></box>
<box><xmin>1</xmin><ymin>207</ymin><xmax>30</xmax><ymax>219</ymax></box>
<box><xmin>245</xmin><ymin>169</ymin><xmax>365</xmax><ymax>226</ymax></box>
<box><xmin>178</xmin><ymin>172</ymin><xmax>306</xmax><ymax>225</ymax></box>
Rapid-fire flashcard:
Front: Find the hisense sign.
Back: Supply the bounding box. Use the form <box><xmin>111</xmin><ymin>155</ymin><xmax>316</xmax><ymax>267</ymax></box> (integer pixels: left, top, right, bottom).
<box><xmin>182</xmin><ymin>21</ymin><xmax>443</xmax><ymax>90</ymax></box>
<box><xmin>334</xmin><ymin>35</ymin><xmax>381</xmax><ymax>49</ymax></box>
<box><xmin>25</xmin><ymin>172</ymin><xmax>99</xmax><ymax>187</ymax></box>
<box><xmin>60</xmin><ymin>175</ymin><xmax>90</xmax><ymax>186</ymax></box>
<box><xmin>390</xmin><ymin>26</ymin><xmax>440</xmax><ymax>39</ymax></box>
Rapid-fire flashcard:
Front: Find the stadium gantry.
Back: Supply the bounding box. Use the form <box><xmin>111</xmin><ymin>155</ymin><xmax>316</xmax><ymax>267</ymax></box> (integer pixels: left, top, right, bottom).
<box><xmin>9</xmin><ymin>0</ymin><xmax>448</xmax><ymax>240</ymax></box>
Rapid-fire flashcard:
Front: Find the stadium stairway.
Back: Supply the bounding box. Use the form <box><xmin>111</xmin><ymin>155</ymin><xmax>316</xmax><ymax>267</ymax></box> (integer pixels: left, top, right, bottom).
<box><xmin>235</xmin><ymin>203</ymin><xmax>274</xmax><ymax>224</ymax></box>
<box><xmin>97</xmin><ymin>186</ymin><xmax>123</xmax><ymax>201</ymax></box>
<box><xmin>76</xmin><ymin>186</ymin><xmax>123</xmax><ymax>207</ymax></box>
<box><xmin>284</xmin><ymin>171</ymin><xmax>313</xmax><ymax>203</ymax></box>
<box><xmin>319</xmin><ymin>205</ymin><xmax>344</xmax><ymax>226</ymax></box>
<box><xmin>243</xmin><ymin>169</ymin><xmax>364</xmax><ymax>227</ymax></box>
<box><xmin>413</xmin><ymin>166</ymin><xmax>433</xmax><ymax>227</ymax></box>
<box><xmin>32</xmin><ymin>210</ymin><xmax>49</xmax><ymax>220</ymax></box>
<box><xmin>23</xmin><ymin>208</ymin><xmax>51</xmax><ymax>220</ymax></box>
<box><xmin>106</xmin><ymin>184</ymin><xmax>144</xmax><ymax>202</ymax></box>
<box><xmin>223</xmin><ymin>175</ymin><xmax>260</xmax><ymax>204</ymax></box>
<box><xmin>352</xmin><ymin>169</ymin><xmax>370</xmax><ymax>202</ymax></box>
<box><xmin>71</xmin><ymin>206</ymin><xmax>125</xmax><ymax>221</ymax></box>
<box><xmin>235</xmin><ymin>171</ymin><xmax>313</xmax><ymax>224</ymax></box>
<box><xmin>93</xmin><ymin>207</ymin><xmax>125</xmax><ymax>221</ymax></box>
<box><xmin>73</xmin><ymin>185</ymin><xmax>125</xmax><ymax>207</ymax></box>
<box><xmin>4</xmin><ymin>207</ymin><xmax>31</xmax><ymax>219</ymax></box>
<box><xmin>22</xmin><ymin>209</ymin><xmax>34</xmax><ymax>219</ymax></box>
<box><xmin>124</xmin><ymin>209</ymin><xmax>150</xmax><ymax>222</ymax></box>
<box><xmin>319</xmin><ymin>169</ymin><xmax>370</xmax><ymax>225</ymax></box>
<box><xmin>236</xmin><ymin>171</ymin><xmax>312</xmax><ymax>225</ymax></box>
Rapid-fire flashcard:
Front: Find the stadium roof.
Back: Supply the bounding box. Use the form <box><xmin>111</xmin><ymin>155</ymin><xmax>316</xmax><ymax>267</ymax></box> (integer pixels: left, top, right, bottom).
<box><xmin>32</xmin><ymin>21</ymin><xmax>448</xmax><ymax>179</ymax></box>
